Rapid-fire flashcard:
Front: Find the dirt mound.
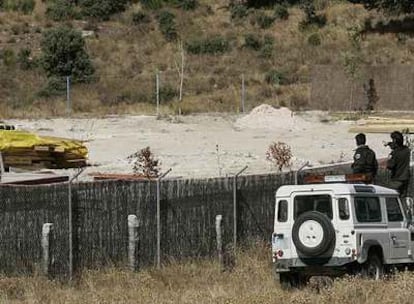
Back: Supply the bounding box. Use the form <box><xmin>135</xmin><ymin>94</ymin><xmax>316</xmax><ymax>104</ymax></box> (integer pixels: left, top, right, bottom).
<box><xmin>235</xmin><ymin>104</ymin><xmax>296</xmax><ymax>130</ymax></box>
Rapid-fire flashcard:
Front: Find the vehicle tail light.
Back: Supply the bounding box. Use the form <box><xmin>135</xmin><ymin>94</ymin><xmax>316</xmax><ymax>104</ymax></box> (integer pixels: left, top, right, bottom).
<box><xmin>351</xmin><ymin>249</ymin><xmax>357</xmax><ymax>260</ymax></box>
<box><xmin>277</xmin><ymin>250</ymin><xmax>284</xmax><ymax>257</ymax></box>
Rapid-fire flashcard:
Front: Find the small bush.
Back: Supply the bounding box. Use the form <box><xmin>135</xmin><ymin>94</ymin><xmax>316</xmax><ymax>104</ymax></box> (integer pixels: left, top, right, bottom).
<box><xmin>230</xmin><ymin>4</ymin><xmax>248</xmax><ymax>20</ymax></box>
<box><xmin>186</xmin><ymin>36</ymin><xmax>230</xmax><ymax>55</ymax></box>
<box><xmin>307</xmin><ymin>32</ymin><xmax>321</xmax><ymax>46</ymax></box>
<box><xmin>131</xmin><ymin>11</ymin><xmax>151</xmax><ymax>25</ymax></box>
<box><xmin>3</xmin><ymin>0</ymin><xmax>35</xmax><ymax>14</ymax></box>
<box><xmin>158</xmin><ymin>85</ymin><xmax>177</xmax><ymax>102</ymax></box>
<box><xmin>17</xmin><ymin>48</ymin><xmax>33</xmax><ymax>70</ymax></box>
<box><xmin>258</xmin><ymin>35</ymin><xmax>274</xmax><ymax>58</ymax></box>
<box><xmin>140</xmin><ymin>0</ymin><xmax>163</xmax><ymax>9</ymax></box>
<box><xmin>274</xmin><ymin>4</ymin><xmax>289</xmax><ymax>20</ymax></box>
<box><xmin>46</xmin><ymin>0</ymin><xmax>77</xmax><ymax>21</ymax></box>
<box><xmin>127</xmin><ymin>146</ymin><xmax>160</xmax><ymax>178</ymax></box>
<box><xmin>157</xmin><ymin>10</ymin><xmax>178</xmax><ymax>42</ymax></box>
<box><xmin>266</xmin><ymin>141</ymin><xmax>292</xmax><ymax>171</ymax></box>
<box><xmin>1</xmin><ymin>48</ymin><xmax>15</xmax><ymax>66</ymax></box>
<box><xmin>265</xmin><ymin>70</ymin><xmax>290</xmax><ymax>86</ymax></box>
<box><xmin>178</xmin><ymin>0</ymin><xmax>197</xmax><ymax>11</ymax></box>
<box><xmin>255</xmin><ymin>12</ymin><xmax>275</xmax><ymax>29</ymax></box>
<box><xmin>37</xmin><ymin>77</ymin><xmax>67</xmax><ymax>98</ymax></box>
<box><xmin>79</xmin><ymin>0</ymin><xmax>130</xmax><ymax>20</ymax></box>
<box><xmin>244</xmin><ymin>33</ymin><xmax>262</xmax><ymax>51</ymax></box>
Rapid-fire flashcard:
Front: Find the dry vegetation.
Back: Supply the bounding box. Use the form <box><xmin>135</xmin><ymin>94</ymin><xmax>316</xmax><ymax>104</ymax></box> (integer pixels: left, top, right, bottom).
<box><xmin>1</xmin><ymin>242</ymin><xmax>414</xmax><ymax>303</ymax></box>
<box><xmin>0</xmin><ymin>0</ymin><xmax>413</xmax><ymax>118</ymax></box>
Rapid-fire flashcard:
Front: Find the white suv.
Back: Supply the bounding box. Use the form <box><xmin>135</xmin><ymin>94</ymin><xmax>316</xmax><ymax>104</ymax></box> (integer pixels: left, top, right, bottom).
<box><xmin>272</xmin><ymin>174</ymin><xmax>414</xmax><ymax>289</ymax></box>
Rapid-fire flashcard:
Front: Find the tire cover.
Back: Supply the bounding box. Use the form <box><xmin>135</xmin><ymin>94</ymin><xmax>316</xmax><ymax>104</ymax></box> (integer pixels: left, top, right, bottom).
<box><xmin>292</xmin><ymin>211</ymin><xmax>335</xmax><ymax>257</ymax></box>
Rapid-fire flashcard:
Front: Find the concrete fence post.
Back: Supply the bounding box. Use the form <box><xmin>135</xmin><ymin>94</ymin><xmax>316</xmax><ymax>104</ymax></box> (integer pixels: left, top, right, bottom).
<box><xmin>128</xmin><ymin>214</ymin><xmax>140</xmax><ymax>271</ymax></box>
<box><xmin>215</xmin><ymin>214</ymin><xmax>223</xmax><ymax>269</ymax></box>
<box><xmin>41</xmin><ymin>223</ymin><xmax>53</xmax><ymax>277</ymax></box>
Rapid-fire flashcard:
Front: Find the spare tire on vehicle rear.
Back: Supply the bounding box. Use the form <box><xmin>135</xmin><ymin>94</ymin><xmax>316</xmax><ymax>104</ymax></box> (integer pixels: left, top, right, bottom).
<box><xmin>292</xmin><ymin>211</ymin><xmax>335</xmax><ymax>258</ymax></box>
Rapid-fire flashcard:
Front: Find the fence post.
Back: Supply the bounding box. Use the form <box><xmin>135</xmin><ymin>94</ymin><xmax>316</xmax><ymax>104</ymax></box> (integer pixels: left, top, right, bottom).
<box><xmin>241</xmin><ymin>74</ymin><xmax>245</xmax><ymax>113</ymax></box>
<box><xmin>215</xmin><ymin>214</ymin><xmax>223</xmax><ymax>269</ymax></box>
<box><xmin>156</xmin><ymin>168</ymin><xmax>172</xmax><ymax>269</ymax></box>
<box><xmin>156</xmin><ymin>71</ymin><xmax>160</xmax><ymax>118</ymax></box>
<box><xmin>233</xmin><ymin>166</ymin><xmax>248</xmax><ymax>250</ymax></box>
<box><xmin>68</xmin><ymin>168</ymin><xmax>85</xmax><ymax>281</ymax></box>
<box><xmin>128</xmin><ymin>214</ymin><xmax>140</xmax><ymax>271</ymax></box>
<box><xmin>66</xmin><ymin>76</ymin><xmax>71</xmax><ymax>116</ymax></box>
<box><xmin>41</xmin><ymin>223</ymin><xmax>53</xmax><ymax>277</ymax></box>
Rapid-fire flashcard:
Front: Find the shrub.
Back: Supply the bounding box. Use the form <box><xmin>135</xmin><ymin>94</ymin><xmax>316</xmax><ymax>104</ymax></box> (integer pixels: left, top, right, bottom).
<box><xmin>127</xmin><ymin>146</ymin><xmax>160</xmax><ymax>178</ymax></box>
<box><xmin>157</xmin><ymin>10</ymin><xmax>178</xmax><ymax>41</ymax></box>
<box><xmin>230</xmin><ymin>4</ymin><xmax>248</xmax><ymax>20</ymax></box>
<box><xmin>40</xmin><ymin>26</ymin><xmax>95</xmax><ymax>83</ymax></box>
<box><xmin>265</xmin><ymin>70</ymin><xmax>290</xmax><ymax>86</ymax></box>
<box><xmin>258</xmin><ymin>35</ymin><xmax>274</xmax><ymax>58</ymax></box>
<box><xmin>186</xmin><ymin>36</ymin><xmax>230</xmax><ymax>55</ymax></box>
<box><xmin>46</xmin><ymin>0</ymin><xmax>77</xmax><ymax>21</ymax></box>
<box><xmin>1</xmin><ymin>48</ymin><xmax>15</xmax><ymax>66</ymax></box>
<box><xmin>274</xmin><ymin>4</ymin><xmax>289</xmax><ymax>20</ymax></box>
<box><xmin>244</xmin><ymin>33</ymin><xmax>262</xmax><ymax>51</ymax></box>
<box><xmin>140</xmin><ymin>0</ymin><xmax>163</xmax><ymax>9</ymax></box>
<box><xmin>307</xmin><ymin>32</ymin><xmax>321</xmax><ymax>46</ymax></box>
<box><xmin>78</xmin><ymin>0</ymin><xmax>129</xmax><ymax>20</ymax></box>
<box><xmin>17</xmin><ymin>48</ymin><xmax>33</xmax><ymax>70</ymax></box>
<box><xmin>131</xmin><ymin>11</ymin><xmax>151</xmax><ymax>25</ymax></box>
<box><xmin>178</xmin><ymin>0</ymin><xmax>197</xmax><ymax>11</ymax></box>
<box><xmin>299</xmin><ymin>1</ymin><xmax>326</xmax><ymax>30</ymax></box>
<box><xmin>3</xmin><ymin>0</ymin><xmax>35</xmax><ymax>14</ymax></box>
<box><xmin>255</xmin><ymin>12</ymin><xmax>275</xmax><ymax>29</ymax></box>
<box><xmin>266</xmin><ymin>141</ymin><xmax>292</xmax><ymax>171</ymax></box>
<box><xmin>158</xmin><ymin>85</ymin><xmax>177</xmax><ymax>102</ymax></box>
<box><xmin>37</xmin><ymin>77</ymin><xmax>67</xmax><ymax>98</ymax></box>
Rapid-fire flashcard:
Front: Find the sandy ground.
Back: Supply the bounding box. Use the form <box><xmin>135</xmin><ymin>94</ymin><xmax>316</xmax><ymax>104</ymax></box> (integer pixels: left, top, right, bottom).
<box><xmin>8</xmin><ymin>105</ymin><xmax>393</xmax><ymax>180</ymax></box>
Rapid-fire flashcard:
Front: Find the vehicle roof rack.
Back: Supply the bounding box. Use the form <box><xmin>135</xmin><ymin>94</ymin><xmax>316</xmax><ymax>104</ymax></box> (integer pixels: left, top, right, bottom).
<box><xmin>303</xmin><ymin>173</ymin><xmax>372</xmax><ymax>184</ymax></box>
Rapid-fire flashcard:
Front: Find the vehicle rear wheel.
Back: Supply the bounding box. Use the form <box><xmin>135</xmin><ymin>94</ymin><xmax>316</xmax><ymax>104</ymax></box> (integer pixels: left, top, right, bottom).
<box><xmin>362</xmin><ymin>254</ymin><xmax>384</xmax><ymax>280</ymax></box>
<box><xmin>292</xmin><ymin>211</ymin><xmax>335</xmax><ymax>258</ymax></box>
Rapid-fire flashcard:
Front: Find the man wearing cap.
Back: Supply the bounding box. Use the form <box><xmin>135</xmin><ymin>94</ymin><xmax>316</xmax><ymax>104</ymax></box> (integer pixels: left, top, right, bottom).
<box><xmin>386</xmin><ymin>131</ymin><xmax>411</xmax><ymax>198</ymax></box>
<box><xmin>351</xmin><ymin>133</ymin><xmax>378</xmax><ymax>182</ymax></box>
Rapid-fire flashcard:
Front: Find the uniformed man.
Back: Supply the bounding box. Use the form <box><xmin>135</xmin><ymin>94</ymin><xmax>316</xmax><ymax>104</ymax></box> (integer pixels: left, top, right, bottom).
<box><xmin>386</xmin><ymin>131</ymin><xmax>411</xmax><ymax>198</ymax></box>
<box><xmin>351</xmin><ymin>133</ymin><xmax>378</xmax><ymax>182</ymax></box>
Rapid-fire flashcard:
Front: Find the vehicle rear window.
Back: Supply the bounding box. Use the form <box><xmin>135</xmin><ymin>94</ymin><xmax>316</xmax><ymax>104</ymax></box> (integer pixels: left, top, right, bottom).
<box><xmin>277</xmin><ymin>200</ymin><xmax>288</xmax><ymax>222</ymax></box>
<box><xmin>386</xmin><ymin>197</ymin><xmax>404</xmax><ymax>222</ymax></box>
<box><xmin>294</xmin><ymin>195</ymin><xmax>332</xmax><ymax>219</ymax></box>
<box><xmin>355</xmin><ymin>197</ymin><xmax>382</xmax><ymax>223</ymax></box>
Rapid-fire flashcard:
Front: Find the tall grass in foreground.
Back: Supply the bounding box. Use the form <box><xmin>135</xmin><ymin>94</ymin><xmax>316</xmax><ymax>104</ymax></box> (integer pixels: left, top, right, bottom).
<box><xmin>1</xmin><ymin>241</ymin><xmax>414</xmax><ymax>303</ymax></box>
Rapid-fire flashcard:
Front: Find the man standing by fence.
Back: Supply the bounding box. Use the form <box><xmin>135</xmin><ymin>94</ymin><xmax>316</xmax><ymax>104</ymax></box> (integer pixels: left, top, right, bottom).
<box><xmin>351</xmin><ymin>133</ymin><xmax>378</xmax><ymax>183</ymax></box>
<box><xmin>386</xmin><ymin>131</ymin><xmax>411</xmax><ymax>198</ymax></box>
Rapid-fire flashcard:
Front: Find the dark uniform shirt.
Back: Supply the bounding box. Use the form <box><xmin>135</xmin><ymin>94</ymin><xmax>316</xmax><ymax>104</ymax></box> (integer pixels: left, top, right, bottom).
<box><xmin>352</xmin><ymin>145</ymin><xmax>378</xmax><ymax>176</ymax></box>
<box><xmin>387</xmin><ymin>145</ymin><xmax>410</xmax><ymax>181</ymax></box>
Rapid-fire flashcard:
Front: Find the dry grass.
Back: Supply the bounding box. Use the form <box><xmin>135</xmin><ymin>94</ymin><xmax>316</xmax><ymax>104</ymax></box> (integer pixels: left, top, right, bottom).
<box><xmin>1</xmin><ymin>242</ymin><xmax>414</xmax><ymax>303</ymax></box>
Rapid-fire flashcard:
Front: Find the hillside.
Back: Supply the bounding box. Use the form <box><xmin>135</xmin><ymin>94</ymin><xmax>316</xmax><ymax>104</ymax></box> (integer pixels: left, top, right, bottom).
<box><xmin>0</xmin><ymin>0</ymin><xmax>413</xmax><ymax>118</ymax></box>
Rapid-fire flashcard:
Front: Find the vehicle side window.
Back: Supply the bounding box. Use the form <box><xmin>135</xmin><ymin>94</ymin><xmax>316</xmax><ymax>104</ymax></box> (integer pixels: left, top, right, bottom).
<box><xmin>277</xmin><ymin>200</ymin><xmax>288</xmax><ymax>222</ymax></box>
<box><xmin>386</xmin><ymin>197</ymin><xmax>404</xmax><ymax>222</ymax></box>
<box><xmin>338</xmin><ymin>198</ymin><xmax>350</xmax><ymax>220</ymax></box>
<box><xmin>355</xmin><ymin>197</ymin><xmax>381</xmax><ymax>223</ymax></box>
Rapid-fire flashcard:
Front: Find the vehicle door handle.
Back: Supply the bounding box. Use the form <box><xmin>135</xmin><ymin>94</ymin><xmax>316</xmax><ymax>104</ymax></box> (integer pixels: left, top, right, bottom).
<box><xmin>391</xmin><ymin>236</ymin><xmax>397</xmax><ymax>243</ymax></box>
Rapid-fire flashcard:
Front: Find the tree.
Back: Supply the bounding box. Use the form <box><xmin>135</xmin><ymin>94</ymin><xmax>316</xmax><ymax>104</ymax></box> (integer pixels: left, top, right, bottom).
<box><xmin>349</xmin><ymin>0</ymin><xmax>414</xmax><ymax>15</ymax></box>
<box><xmin>341</xmin><ymin>25</ymin><xmax>364</xmax><ymax>112</ymax></box>
<box><xmin>40</xmin><ymin>26</ymin><xmax>94</xmax><ymax>83</ymax></box>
